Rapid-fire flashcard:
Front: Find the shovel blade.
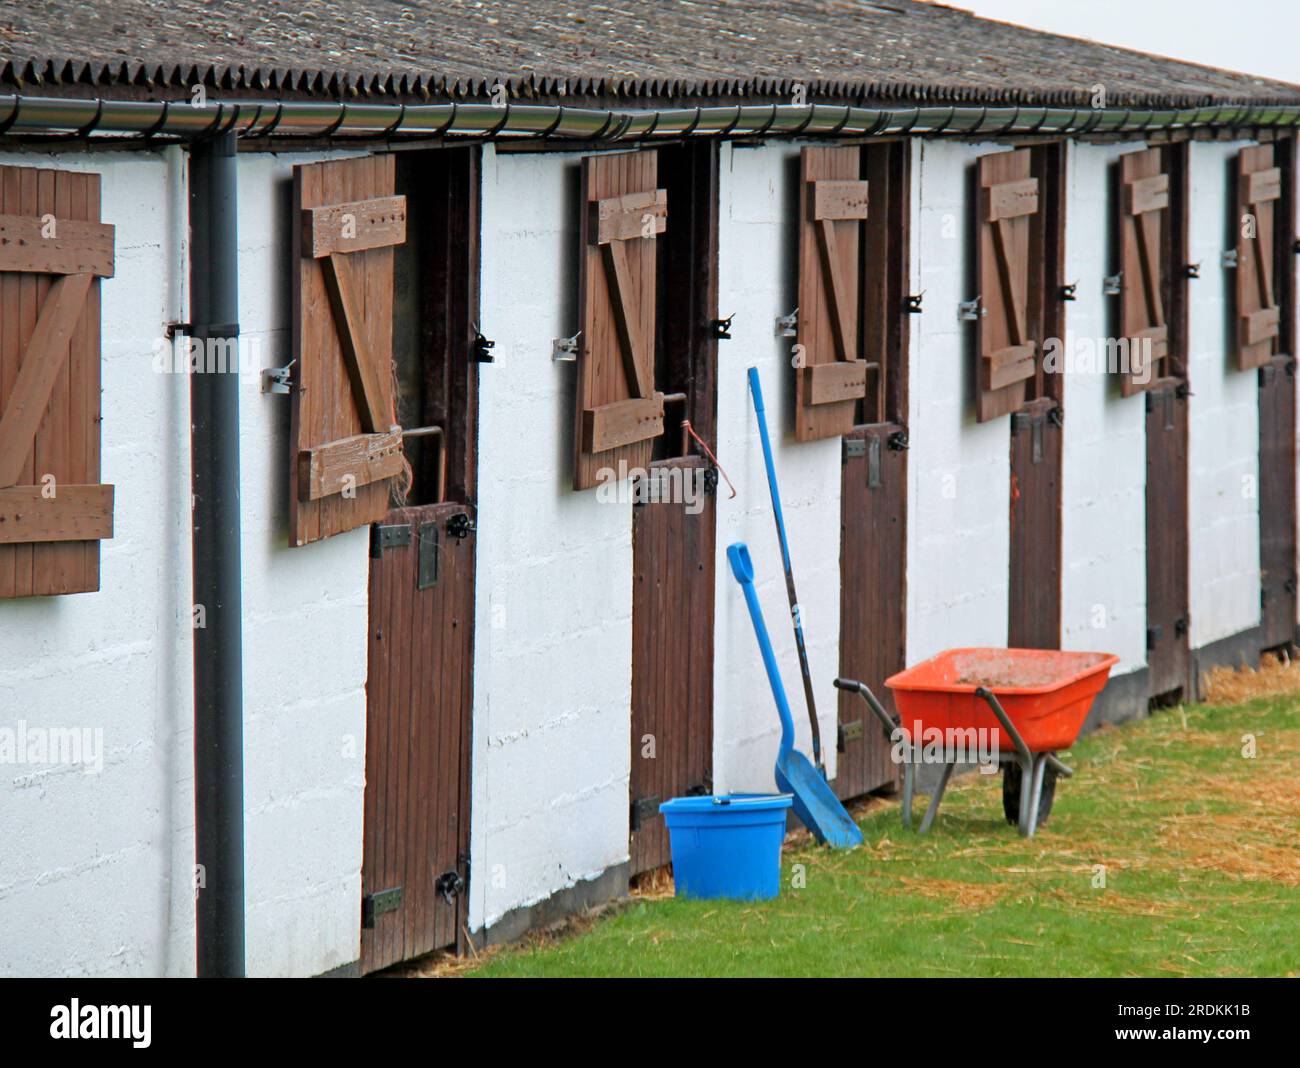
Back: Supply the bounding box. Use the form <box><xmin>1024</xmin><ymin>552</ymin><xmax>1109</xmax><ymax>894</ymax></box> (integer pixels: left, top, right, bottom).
<box><xmin>776</xmin><ymin>750</ymin><xmax>864</xmax><ymax>849</ymax></box>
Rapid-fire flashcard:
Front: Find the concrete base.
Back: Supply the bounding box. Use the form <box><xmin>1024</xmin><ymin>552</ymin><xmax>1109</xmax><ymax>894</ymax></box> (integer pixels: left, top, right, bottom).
<box><xmin>469</xmin><ymin>862</ymin><xmax>631</xmax><ymax>952</ymax></box>
<box><xmin>1084</xmin><ymin>666</ymin><xmax>1150</xmax><ymax>731</ymax></box>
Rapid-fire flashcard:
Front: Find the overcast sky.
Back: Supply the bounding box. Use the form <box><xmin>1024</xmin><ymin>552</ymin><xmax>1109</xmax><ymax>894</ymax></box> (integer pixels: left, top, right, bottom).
<box><xmin>958</xmin><ymin>0</ymin><xmax>1300</xmax><ymax>86</ymax></box>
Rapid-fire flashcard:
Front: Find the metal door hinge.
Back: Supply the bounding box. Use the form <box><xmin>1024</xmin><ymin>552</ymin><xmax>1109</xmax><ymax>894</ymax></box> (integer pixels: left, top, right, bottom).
<box><xmin>362</xmin><ymin>886</ymin><xmax>403</xmax><ymax>928</ymax></box>
<box><xmin>629</xmin><ymin>795</ymin><xmax>661</xmax><ymax>831</ymax></box>
<box><xmin>837</xmin><ymin>720</ymin><xmax>864</xmax><ymax>752</ymax></box>
<box><xmin>1221</xmin><ymin>249</ymin><xmax>1239</xmax><ymax>269</ymax></box>
<box><xmin>261</xmin><ymin>359</ymin><xmax>295</xmax><ymax>395</ymax></box>
<box><xmin>447</xmin><ymin>512</ymin><xmax>476</xmax><ymax>540</ymax></box>
<box><xmin>1059</xmin><ymin>282</ymin><xmax>1078</xmax><ymax>301</ymax></box>
<box><xmin>418</xmin><ymin>521</ymin><xmax>440</xmax><ymax>590</ymax></box>
<box><xmin>958</xmin><ymin>296</ymin><xmax>984</xmax><ymax>321</ymax></box>
<box><xmin>435</xmin><ymin>870</ymin><xmax>465</xmax><ymax>905</ymax></box>
<box><xmin>905</xmin><ymin>292</ymin><xmax>924</xmax><ymax>314</ymax></box>
<box><xmin>1183</xmin><ymin>262</ymin><xmax>1201</xmax><ymax>279</ymax></box>
<box><xmin>844</xmin><ymin>438</ymin><xmax>867</xmax><ymax>461</ymax></box>
<box><xmin>370</xmin><ymin>523</ymin><xmax>412</xmax><ymax>558</ymax></box>
<box><xmin>711</xmin><ymin>314</ymin><xmax>734</xmax><ymax>340</ymax></box>
<box><xmin>775</xmin><ymin>308</ymin><xmax>799</xmax><ymax>337</ymax></box>
<box><xmin>1103</xmin><ymin>272</ymin><xmax>1122</xmax><ymax>296</ymax></box>
<box><xmin>552</xmin><ymin>330</ymin><xmax>581</xmax><ymax>362</ymax></box>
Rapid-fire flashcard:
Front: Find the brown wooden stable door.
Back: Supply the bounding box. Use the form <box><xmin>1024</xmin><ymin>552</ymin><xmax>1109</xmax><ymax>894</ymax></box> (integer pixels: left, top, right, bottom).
<box><xmin>1008</xmin><ymin>145</ymin><xmax>1066</xmax><ymax>649</ymax></box>
<box><xmin>360</xmin><ymin>148</ymin><xmax>479</xmax><ymax>971</ymax></box>
<box><xmin>1145</xmin><ymin>384</ymin><xmax>1191</xmax><ymax>699</ymax></box>
<box><xmin>836</xmin><ymin>142</ymin><xmax>909</xmax><ymax>801</ymax></box>
<box><xmin>629</xmin><ymin>143</ymin><xmax>718</xmax><ymax>875</ymax></box>
<box><xmin>1259</xmin><ymin>357</ymin><xmax>1297</xmax><ymax>650</ymax></box>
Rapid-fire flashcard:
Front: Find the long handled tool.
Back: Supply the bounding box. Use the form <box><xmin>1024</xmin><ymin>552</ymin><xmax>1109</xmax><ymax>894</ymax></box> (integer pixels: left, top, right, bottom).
<box><xmin>747</xmin><ymin>367</ymin><xmax>823</xmax><ymax>774</ymax></box>
<box><xmin>727</xmin><ymin>543</ymin><xmax>862</xmax><ymax>848</ymax></box>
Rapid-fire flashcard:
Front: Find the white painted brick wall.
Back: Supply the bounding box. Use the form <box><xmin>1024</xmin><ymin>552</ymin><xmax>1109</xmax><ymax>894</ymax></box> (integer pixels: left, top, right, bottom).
<box><xmin>0</xmin><ymin>147</ymin><xmax>372</xmax><ymax>978</ymax></box>
<box><xmin>1186</xmin><ymin>141</ymin><xmax>1261</xmax><ymax>651</ymax></box>
<box><xmin>472</xmin><ymin>146</ymin><xmax>633</xmax><ymax>932</ymax></box>
<box><xmin>713</xmin><ymin>141</ymin><xmax>842</xmax><ymax>791</ymax></box>
<box><xmin>906</xmin><ymin>140</ymin><xmax>1012</xmax><ymax>662</ymax></box>
<box><xmin>1059</xmin><ymin>142</ymin><xmax>1148</xmax><ymax>675</ymax></box>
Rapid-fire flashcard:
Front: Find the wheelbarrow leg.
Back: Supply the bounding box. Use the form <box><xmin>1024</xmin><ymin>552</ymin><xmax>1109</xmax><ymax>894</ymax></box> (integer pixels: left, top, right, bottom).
<box><xmin>918</xmin><ymin>759</ymin><xmax>956</xmax><ymax>834</ymax></box>
<box><xmin>1021</xmin><ymin>753</ymin><xmax>1051</xmax><ymax>837</ymax></box>
<box><xmin>901</xmin><ymin>748</ymin><xmax>915</xmax><ymax>830</ymax></box>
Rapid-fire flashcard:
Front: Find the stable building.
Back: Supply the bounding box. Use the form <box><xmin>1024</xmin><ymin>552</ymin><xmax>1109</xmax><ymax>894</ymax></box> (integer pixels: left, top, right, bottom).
<box><xmin>0</xmin><ymin>0</ymin><xmax>1297</xmax><ymax>976</ymax></box>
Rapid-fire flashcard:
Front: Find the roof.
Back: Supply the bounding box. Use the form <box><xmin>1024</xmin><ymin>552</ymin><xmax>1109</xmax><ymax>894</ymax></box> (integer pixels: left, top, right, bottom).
<box><xmin>2</xmin><ymin>0</ymin><xmax>1298</xmax><ymax>110</ymax></box>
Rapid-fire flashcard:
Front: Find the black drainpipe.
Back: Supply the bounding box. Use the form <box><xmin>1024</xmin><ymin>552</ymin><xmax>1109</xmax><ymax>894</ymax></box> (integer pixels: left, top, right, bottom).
<box><xmin>189</xmin><ymin>130</ymin><xmax>245</xmax><ymax>977</ymax></box>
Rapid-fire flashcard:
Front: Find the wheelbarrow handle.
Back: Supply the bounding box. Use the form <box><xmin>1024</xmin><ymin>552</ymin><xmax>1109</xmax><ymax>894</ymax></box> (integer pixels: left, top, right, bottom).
<box><xmin>973</xmin><ymin>686</ymin><xmax>1033</xmax><ymax>769</ymax></box>
<box><xmin>833</xmin><ymin>677</ymin><xmax>904</xmax><ymax>738</ymax></box>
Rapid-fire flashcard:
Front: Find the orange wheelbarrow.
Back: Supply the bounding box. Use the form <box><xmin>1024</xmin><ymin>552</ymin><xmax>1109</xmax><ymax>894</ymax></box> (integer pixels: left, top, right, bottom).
<box><xmin>836</xmin><ymin>648</ymin><xmax>1118</xmax><ymax>837</ymax></box>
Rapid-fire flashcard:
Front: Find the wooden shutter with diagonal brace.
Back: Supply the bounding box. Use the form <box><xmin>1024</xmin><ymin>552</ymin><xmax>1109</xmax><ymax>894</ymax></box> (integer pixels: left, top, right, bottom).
<box><xmin>975</xmin><ymin>149</ymin><xmax>1039</xmax><ymax>422</ymax></box>
<box><xmin>1117</xmin><ymin>148</ymin><xmax>1170</xmax><ymax>395</ymax></box>
<box><xmin>1235</xmin><ymin>144</ymin><xmax>1282</xmax><ymax>370</ymax></box>
<box><xmin>0</xmin><ymin>165</ymin><xmax>114</xmax><ymax>598</ymax></box>
<box><xmin>574</xmin><ymin>150</ymin><xmax>666</xmax><ymax>490</ymax></box>
<box><xmin>795</xmin><ymin>146</ymin><xmax>871</xmax><ymax>441</ymax></box>
<box><xmin>290</xmin><ymin>155</ymin><xmax>407</xmax><ymax>545</ymax></box>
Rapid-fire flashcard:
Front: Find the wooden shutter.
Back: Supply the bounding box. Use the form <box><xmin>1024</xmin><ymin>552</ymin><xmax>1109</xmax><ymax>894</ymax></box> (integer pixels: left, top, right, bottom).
<box><xmin>574</xmin><ymin>150</ymin><xmax>666</xmax><ymax>490</ymax></box>
<box><xmin>1235</xmin><ymin>144</ymin><xmax>1282</xmax><ymax>370</ymax></box>
<box><xmin>1116</xmin><ymin>148</ymin><xmax>1170</xmax><ymax>396</ymax></box>
<box><xmin>290</xmin><ymin>155</ymin><xmax>406</xmax><ymax>545</ymax></box>
<box><xmin>0</xmin><ymin>165</ymin><xmax>114</xmax><ymax>598</ymax></box>
<box><xmin>975</xmin><ymin>149</ymin><xmax>1039</xmax><ymax>422</ymax></box>
<box><xmin>795</xmin><ymin>146</ymin><xmax>870</xmax><ymax>441</ymax></box>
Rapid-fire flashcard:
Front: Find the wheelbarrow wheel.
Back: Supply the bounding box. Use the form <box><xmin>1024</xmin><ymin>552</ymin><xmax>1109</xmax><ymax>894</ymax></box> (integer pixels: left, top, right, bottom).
<box><xmin>1002</xmin><ymin>761</ymin><xmax>1058</xmax><ymax>827</ymax></box>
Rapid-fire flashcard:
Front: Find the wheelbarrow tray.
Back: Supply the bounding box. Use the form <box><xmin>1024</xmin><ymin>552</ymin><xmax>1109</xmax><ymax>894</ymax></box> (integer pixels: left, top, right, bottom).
<box><xmin>885</xmin><ymin>648</ymin><xmax>1119</xmax><ymax>753</ymax></box>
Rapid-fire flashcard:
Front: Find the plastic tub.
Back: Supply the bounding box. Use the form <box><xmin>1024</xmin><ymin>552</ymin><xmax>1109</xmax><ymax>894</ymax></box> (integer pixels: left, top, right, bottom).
<box><xmin>886</xmin><ymin>647</ymin><xmax>1119</xmax><ymax>753</ymax></box>
<box><xmin>659</xmin><ymin>793</ymin><xmax>793</xmax><ymax>900</ymax></box>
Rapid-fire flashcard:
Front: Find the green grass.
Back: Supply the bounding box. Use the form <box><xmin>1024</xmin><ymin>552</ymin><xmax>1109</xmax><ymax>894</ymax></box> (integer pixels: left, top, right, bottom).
<box><xmin>465</xmin><ymin>692</ymin><xmax>1300</xmax><ymax>977</ymax></box>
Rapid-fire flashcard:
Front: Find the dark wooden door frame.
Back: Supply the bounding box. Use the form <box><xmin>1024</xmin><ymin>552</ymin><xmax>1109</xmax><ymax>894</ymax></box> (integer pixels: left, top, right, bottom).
<box><xmin>1008</xmin><ymin>141</ymin><xmax>1067</xmax><ymax>650</ymax></box>
<box><xmin>836</xmin><ymin>139</ymin><xmax>909</xmax><ymax>801</ymax></box>
<box><xmin>628</xmin><ymin>141</ymin><xmax>719</xmax><ymax>875</ymax></box>
<box><xmin>1258</xmin><ymin>135</ymin><xmax>1298</xmax><ymax>652</ymax></box>
<box><xmin>360</xmin><ymin>147</ymin><xmax>480</xmax><ymax>971</ymax></box>
<box><xmin>1144</xmin><ymin>142</ymin><xmax>1191</xmax><ymax>701</ymax></box>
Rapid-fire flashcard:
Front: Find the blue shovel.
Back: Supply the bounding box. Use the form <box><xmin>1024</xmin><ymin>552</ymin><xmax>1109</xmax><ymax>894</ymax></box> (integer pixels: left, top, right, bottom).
<box><xmin>727</xmin><ymin>542</ymin><xmax>863</xmax><ymax>848</ymax></box>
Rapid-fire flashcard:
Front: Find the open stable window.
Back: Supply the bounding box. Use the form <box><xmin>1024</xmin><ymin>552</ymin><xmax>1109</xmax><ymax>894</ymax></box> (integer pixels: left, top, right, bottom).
<box><xmin>0</xmin><ymin>165</ymin><xmax>115</xmax><ymax>597</ymax></box>
<box><xmin>652</xmin><ymin>142</ymin><xmax>719</xmax><ymax>461</ymax></box>
<box><xmin>391</xmin><ymin>147</ymin><xmax>480</xmax><ymax>506</ymax></box>
<box><xmin>857</xmin><ymin>140</ymin><xmax>911</xmax><ymax>427</ymax></box>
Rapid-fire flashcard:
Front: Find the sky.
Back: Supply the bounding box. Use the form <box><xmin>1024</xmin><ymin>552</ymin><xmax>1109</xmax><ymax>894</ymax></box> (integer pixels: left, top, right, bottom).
<box><xmin>957</xmin><ymin>0</ymin><xmax>1300</xmax><ymax>86</ymax></box>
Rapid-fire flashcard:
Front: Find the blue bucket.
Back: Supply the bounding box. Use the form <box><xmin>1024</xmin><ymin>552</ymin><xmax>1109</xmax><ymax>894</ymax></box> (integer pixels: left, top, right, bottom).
<box><xmin>659</xmin><ymin>793</ymin><xmax>793</xmax><ymax>900</ymax></box>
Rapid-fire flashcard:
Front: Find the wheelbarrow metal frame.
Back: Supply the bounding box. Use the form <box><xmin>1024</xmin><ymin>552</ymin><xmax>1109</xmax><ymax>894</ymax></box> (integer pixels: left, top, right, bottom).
<box><xmin>833</xmin><ymin>678</ymin><xmax>1074</xmax><ymax>837</ymax></box>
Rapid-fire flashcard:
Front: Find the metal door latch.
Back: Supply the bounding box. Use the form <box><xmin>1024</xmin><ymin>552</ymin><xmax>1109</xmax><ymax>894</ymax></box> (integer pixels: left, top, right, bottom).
<box><xmin>1059</xmin><ymin>282</ymin><xmax>1078</xmax><ymax>301</ymax></box>
<box><xmin>887</xmin><ymin>428</ymin><xmax>909</xmax><ymax>451</ymax></box>
<box><xmin>1184</xmin><ymin>262</ymin><xmax>1201</xmax><ymax>279</ymax></box>
<box><xmin>261</xmin><ymin>359</ymin><xmax>295</xmax><ymax>395</ymax></box>
<box><xmin>958</xmin><ymin>296</ymin><xmax>984</xmax><ymax>321</ymax></box>
<box><xmin>472</xmin><ymin>326</ymin><xmax>496</xmax><ymax>363</ymax></box>
<box><xmin>775</xmin><ymin>308</ymin><xmax>799</xmax><ymax>337</ymax></box>
<box><xmin>446</xmin><ymin>512</ymin><xmax>475</xmax><ymax>540</ymax></box>
<box><xmin>1103</xmin><ymin>272</ymin><xmax>1122</xmax><ymax>296</ymax></box>
<box><xmin>711</xmin><ymin>314</ymin><xmax>734</xmax><ymax>340</ymax></box>
<box><xmin>1221</xmin><ymin>249</ymin><xmax>1239</xmax><ymax>269</ymax></box>
<box><xmin>435</xmin><ymin>870</ymin><xmax>465</xmax><ymax>905</ymax></box>
<box><xmin>905</xmin><ymin>292</ymin><xmax>924</xmax><ymax>314</ymax></box>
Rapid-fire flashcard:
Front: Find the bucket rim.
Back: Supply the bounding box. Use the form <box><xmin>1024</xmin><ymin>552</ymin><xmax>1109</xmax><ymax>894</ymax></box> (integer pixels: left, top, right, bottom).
<box><xmin>659</xmin><ymin>792</ymin><xmax>793</xmax><ymax>814</ymax></box>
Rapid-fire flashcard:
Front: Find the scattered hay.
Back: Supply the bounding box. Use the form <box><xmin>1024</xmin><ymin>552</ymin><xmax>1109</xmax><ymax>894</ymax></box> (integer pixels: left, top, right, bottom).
<box><xmin>631</xmin><ymin>865</ymin><xmax>676</xmax><ymax>900</ymax></box>
<box><xmin>1201</xmin><ymin>650</ymin><xmax>1300</xmax><ymax>705</ymax></box>
<box><xmin>896</xmin><ymin>876</ymin><xmax>1021</xmax><ymax>911</ymax></box>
